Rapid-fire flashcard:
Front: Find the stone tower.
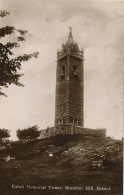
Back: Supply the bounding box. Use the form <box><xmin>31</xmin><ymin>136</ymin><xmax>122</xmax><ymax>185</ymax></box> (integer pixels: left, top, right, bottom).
<box><xmin>55</xmin><ymin>27</ymin><xmax>84</xmax><ymax>134</ymax></box>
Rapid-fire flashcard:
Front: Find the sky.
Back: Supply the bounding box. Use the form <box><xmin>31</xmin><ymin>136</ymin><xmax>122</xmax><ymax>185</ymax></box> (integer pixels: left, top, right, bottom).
<box><xmin>0</xmin><ymin>0</ymin><xmax>123</xmax><ymax>140</ymax></box>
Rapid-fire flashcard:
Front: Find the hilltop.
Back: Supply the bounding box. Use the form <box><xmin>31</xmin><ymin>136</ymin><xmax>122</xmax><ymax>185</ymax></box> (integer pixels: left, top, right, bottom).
<box><xmin>0</xmin><ymin>135</ymin><xmax>123</xmax><ymax>195</ymax></box>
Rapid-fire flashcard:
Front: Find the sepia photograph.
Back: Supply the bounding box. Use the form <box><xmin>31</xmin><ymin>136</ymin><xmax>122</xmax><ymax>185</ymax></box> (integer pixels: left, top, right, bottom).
<box><xmin>0</xmin><ymin>0</ymin><xmax>123</xmax><ymax>195</ymax></box>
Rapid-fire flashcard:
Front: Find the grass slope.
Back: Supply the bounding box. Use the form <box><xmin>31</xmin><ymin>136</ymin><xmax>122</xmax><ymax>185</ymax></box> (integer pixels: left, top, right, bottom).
<box><xmin>0</xmin><ymin>136</ymin><xmax>123</xmax><ymax>195</ymax></box>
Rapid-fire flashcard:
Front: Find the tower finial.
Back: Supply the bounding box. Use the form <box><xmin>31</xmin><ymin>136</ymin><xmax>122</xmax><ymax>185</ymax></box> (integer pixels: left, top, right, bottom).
<box><xmin>67</xmin><ymin>27</ymin><xmax>74</xmax><ymax>44</ymax></box>
<box><xmin>69</xmin><ymin>26</ymin><xmax>72</xmax><ymax>34</ymax></box>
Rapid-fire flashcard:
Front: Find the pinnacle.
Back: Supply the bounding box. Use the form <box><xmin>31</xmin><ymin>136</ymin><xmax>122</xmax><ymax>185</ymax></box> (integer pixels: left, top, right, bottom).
<box><xmin>67</xmin><ymin>27</ymin><xmax>75</xmax><ymax>44</ymax></box>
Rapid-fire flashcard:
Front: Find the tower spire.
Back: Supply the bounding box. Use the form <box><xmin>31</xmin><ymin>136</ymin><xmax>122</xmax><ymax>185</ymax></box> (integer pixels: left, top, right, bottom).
<box><xmin>67</xmin><ymin>26</ymin><xmax>74</xmax><ymax>44</ymax></box>
<box><xmin>69</xmin><ymin>26</ymin><xmax>72</xmax><ymax>33</ymax></box>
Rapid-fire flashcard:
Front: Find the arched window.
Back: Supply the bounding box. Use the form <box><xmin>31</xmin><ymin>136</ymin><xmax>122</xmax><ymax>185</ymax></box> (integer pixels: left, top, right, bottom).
<box><xmin>73</xmin><ymin>65</ymin><xmax>77</xmax><ymax>71</ymax></box>
<box><xmin>59</xmin><ymin>118</ymin><xmax>64</xmax><ymax>124</ymax></box>
<box><xmin>74</xmin><ymin>118</ymin><xmax>78</xmax><ymax>125</ymax></box>
<box><xmin>60</xmin><ymin>66</ymin><xmax>66</xmax><ymax>80</ymax></box>
<box><xmin>71</xmin><ymin>117</ymin><xmax>78</xmax><ymax>125</ymax></box>
<box><xmin>62</xmin><ymin>66</ymin><xmax>65</xmax><ymax>72</ymax></box>
<box><xmin>72</xmin><ymin>65</ymin><xmax>78</xmax><ymax>78</ymax></box>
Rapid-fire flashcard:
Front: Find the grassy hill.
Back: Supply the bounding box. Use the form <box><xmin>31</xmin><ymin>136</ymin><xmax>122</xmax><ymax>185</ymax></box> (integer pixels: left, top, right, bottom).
<box><xmin>0</xmin><ymin>135</ymin><xmax>123</xmax><ymax>195</ymax></box>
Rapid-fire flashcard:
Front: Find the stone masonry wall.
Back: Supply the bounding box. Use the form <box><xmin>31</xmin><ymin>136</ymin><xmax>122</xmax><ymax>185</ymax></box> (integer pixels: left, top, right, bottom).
<box><xmin>55</xmin><ymin>124</ymin><xmax>106</xmax><ymax>137</ymax></box>
<box><xmin>40</xmin><ymin>125</ymin><xmax>106</xmax><ymax>139</ymax></box>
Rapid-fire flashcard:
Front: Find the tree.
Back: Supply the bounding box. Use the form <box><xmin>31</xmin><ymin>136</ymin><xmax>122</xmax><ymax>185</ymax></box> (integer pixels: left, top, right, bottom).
<box><xmin>16</xmin><ymin>128</ymin><xmax>28</xmax><ymax>140</ymax></box>
<box><xmin>0</xmin><ymin>128</ymin><xmax>10</xmax><ymax>142</ymax></box>
<box><xmin>0</xmin><ymin>10</ymin><xmax>39</xmax><ymax>96</ymax></box>
<box><xmin>16</xmin><ymin>125</ymin><xmax>41</xmax><ymax>141</ymax></box>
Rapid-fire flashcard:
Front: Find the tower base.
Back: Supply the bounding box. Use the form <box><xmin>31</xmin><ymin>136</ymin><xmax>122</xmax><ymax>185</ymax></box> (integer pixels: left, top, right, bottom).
<box><xmin>55</xmin><ymin>124</ymin><xmax>106</xmax><ymax>137</ymax></box>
